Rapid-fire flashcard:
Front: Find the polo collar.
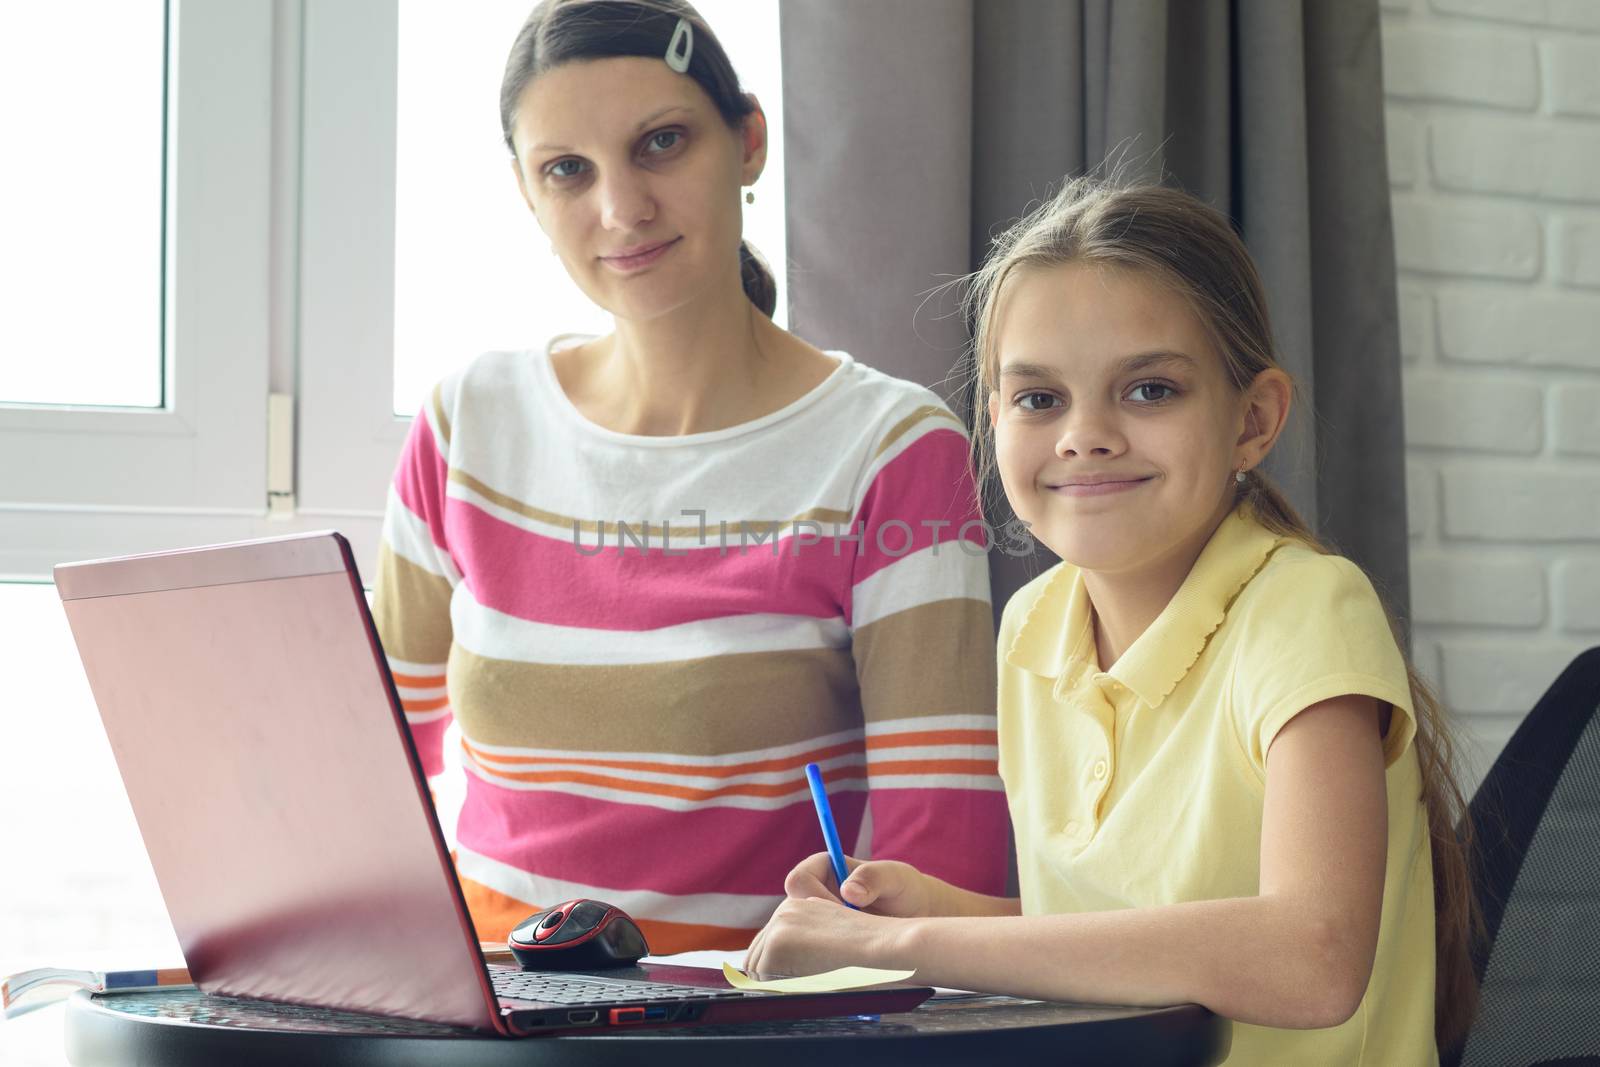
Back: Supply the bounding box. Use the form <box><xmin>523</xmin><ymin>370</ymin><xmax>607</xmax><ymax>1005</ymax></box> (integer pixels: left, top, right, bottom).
<box><xmin>1004</xmin><ymin>507</ymin><xmax>1286</xmax><ymax>708</ymax></box>
<box><xmin>1003</xmin><ymin>561</ymin><xmax>1092</xmax><ymax>682</ymax></box>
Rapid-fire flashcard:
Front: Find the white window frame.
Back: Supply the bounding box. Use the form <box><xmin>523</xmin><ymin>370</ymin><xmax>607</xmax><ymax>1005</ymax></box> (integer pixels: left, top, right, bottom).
<box><xmin>1</xmin><ymin>1</ymin><xmax>274</xmax><ymax>576</ymax></box>
<box><xmin>0</xmin><ymin>0</ymin><xmax>393</xmax><ymax>580</ymax></box>
<box><xmin>295</xmin><ymin>0</ymin><xmax>409</xmax><ymax>522</ymax></box>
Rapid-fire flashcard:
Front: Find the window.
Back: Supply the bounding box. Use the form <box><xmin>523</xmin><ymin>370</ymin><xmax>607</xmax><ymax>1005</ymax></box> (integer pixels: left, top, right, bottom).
<box><xmin>0</xmin><ymin>1</ymin><xmax>278</xmax><ymax>577</ymax></box>
<box><xmin>0</xmin><ymin>3</ymin><xmax>165</xmax><ymax>409</ymax></box>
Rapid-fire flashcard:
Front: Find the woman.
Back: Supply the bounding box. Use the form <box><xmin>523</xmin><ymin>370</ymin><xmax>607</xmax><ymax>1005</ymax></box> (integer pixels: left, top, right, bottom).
<box><xmin>371</xmin><ymin>0</ymin><xmax>1009</xmax><ymax>953</ymax></box>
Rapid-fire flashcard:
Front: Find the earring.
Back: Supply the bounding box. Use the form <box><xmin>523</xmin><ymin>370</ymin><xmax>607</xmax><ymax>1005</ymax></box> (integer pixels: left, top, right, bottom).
<box><xmin>745</xmin><ymin>190</ymin><xmax>755</xmax><ymax>205</ymax></box>
<box><xmin>1235</xmin><ymin>469</ymin><xmax>1247</xmax><ymax>484</ymax></box>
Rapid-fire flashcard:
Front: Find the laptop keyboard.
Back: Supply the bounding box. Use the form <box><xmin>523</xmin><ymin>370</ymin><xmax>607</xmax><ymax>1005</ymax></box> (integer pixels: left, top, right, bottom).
<box><xmin>492</xmin><ymin>971</ymin><xmax>750</xmax><ymax>1006</ymax></box>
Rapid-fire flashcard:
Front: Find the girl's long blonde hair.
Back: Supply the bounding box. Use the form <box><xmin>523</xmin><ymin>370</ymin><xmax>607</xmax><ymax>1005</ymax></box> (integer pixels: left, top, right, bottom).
<box><xmin>963</xmin><ymin>175</ymin><xmax>1481</xmax><ymax>1051</ymax></box>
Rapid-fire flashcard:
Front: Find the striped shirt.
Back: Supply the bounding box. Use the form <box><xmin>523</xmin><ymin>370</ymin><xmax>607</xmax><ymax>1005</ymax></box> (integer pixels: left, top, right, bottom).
<box><xmin>373</xmin><ymin>338</ymin><xmax>1008</xmax><ymax>953</ymax></box>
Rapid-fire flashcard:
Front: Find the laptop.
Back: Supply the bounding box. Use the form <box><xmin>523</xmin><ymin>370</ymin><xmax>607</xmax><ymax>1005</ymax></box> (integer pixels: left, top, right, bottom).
<box><xmin>53</xmin><ymin>530</ymin><xmax>932</xmax><ymax>1036</ymax></box>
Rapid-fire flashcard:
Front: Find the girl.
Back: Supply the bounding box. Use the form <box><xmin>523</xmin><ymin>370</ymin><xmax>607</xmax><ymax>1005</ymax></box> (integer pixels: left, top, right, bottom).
<box><xmin>746</xmin><ymin>177</ymin><xmax>1479</xmax><ymax>1064</ymax></box>
<box><xmin>370</xmin><ymin>0</ymin><xmax>1009</xmax><ymax>955</ymax></box>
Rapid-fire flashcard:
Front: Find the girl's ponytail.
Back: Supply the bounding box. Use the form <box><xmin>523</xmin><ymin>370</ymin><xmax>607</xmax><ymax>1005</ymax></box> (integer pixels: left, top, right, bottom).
<box><xmin>1235</xmin><ymin>468</ymin><xmax>1483</xmax><ymax>1050</ymax></box>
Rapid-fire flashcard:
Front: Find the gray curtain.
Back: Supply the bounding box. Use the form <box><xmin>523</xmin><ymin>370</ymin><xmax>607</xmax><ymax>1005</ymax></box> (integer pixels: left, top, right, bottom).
<box><xmin>780</xmin><ymin>0</ymin><xmax>1411</xmax><ymax>625</ymax></box>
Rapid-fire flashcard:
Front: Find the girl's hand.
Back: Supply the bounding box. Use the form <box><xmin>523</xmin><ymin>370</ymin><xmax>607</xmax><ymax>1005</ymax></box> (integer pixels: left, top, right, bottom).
<box><xmin>784</xmin><ymin>852</ymin><xmax>934</xmax><ymax>917</ymax></box>
<box><xmin>745</xmin><ymin>896</ymin><xmax>909</xmax><ymax>978</ymax></box>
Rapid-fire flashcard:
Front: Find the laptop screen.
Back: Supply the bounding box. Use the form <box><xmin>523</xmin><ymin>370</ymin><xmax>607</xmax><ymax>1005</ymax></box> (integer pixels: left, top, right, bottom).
<box><xmin>55</xmin><ymin>533</ymin><xmax>497</xmax><ymax>1030</ymax></box>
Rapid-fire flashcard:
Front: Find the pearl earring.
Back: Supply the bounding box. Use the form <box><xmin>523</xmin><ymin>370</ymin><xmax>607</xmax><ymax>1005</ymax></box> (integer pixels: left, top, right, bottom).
<box><xmin>1235</xmin><ymin>470</ymin><xmax>1247</xmax><ymax>484</ymax></box>
<box><xmin>745</xmin><ymin>190</ymin><xmax>755</xmax><ymax>205</ymax></box>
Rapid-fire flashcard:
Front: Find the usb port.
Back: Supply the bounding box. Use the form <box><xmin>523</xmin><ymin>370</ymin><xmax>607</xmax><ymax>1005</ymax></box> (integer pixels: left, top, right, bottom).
<box><xmin>567</xmin><ymin>1010</ymin><xmax>599</xmax><ymax>1024</ymax></box>
<box><xmin>643</xmin><ymin>1007</ymin><xmax>668</xmax><ymax>1021</ymax></box>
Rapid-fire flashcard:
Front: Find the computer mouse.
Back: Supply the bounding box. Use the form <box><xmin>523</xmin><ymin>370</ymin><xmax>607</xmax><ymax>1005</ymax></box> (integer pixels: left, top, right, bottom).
<box><xmin>507</xmin><ymin>898</ymin><xmax>650</xmax><ymax>970</ymax></box>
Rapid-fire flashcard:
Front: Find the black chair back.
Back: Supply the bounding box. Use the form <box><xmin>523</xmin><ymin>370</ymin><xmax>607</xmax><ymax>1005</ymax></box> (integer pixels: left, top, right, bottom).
<box><xmin>1447</xmin><ymin>647</ymin><xmax>1600</xmax><ymax>1067</ymax></box>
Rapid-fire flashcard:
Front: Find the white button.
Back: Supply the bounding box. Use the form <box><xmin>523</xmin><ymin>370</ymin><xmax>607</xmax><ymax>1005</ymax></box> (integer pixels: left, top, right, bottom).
<box><xmin>1092</xmin><ymin>759</ymin><xmax>1108</xmax><ymax>780</ymax></box>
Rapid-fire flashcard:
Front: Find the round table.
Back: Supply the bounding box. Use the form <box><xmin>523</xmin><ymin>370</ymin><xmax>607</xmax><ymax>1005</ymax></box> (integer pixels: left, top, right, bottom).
<box><xmin>65</xmin><ymin>987</ymin><xmax>1230</xmax><ymax>1066</ymax></box>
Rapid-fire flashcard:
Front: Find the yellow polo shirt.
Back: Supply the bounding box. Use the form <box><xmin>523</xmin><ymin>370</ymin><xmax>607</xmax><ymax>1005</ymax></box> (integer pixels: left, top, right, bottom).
<box><xmin>997</xmin><ymin>506</ymin><xmax>1437</xmax><ymax>1065</ymax></box>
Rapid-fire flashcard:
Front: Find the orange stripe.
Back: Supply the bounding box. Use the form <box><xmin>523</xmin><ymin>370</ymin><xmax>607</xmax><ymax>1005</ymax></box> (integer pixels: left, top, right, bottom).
<box><xmin>462</xmin><ymin>752</ymin><xmax>867</xmax><ymax>801</ymax></box>
<box><xmin>455</xmin><ymin>870</ymin><xmax>533</xmax><ymax>943</ymax></box>
<box><xmin>462</xmin><ymin>754</ymin><xmax>996</xmax><ymax>798</ymax></box>
<box><xmin>632</xmin><ymin>916</ymin><xmax>758</xmax><ymax>955</ymax></box>
<box><xmin>865</xmin><ymin>729</ymin><xmax>997</xmax><ymax>750</ymax></box>
<box><xmin>456</xmin><ymin>873</ymin><xmax>756</xmax><ymax>953</ymax></box>
<box><xmin>865</xmin><ymin>758</ymin><xmax>999</xmax><ymax>777</ymax></box>
<box><xmin>402</xmin><ymin>695</ymin><xmax>450</xmax><ymax>712</ymax></box>
<box><xmin>391</xmin><ymin>670</ymin><xmax>446</xmax><ymax>687</ymax></box>
<box><xmin>459</xmin><ymin>736</ymin><xmax>866</xmax><ymax>779</ymax></box>
<box><xmin>457</xmin><ymin>731</ymin><xmax>996</xmax><ymax>779</ymax></box>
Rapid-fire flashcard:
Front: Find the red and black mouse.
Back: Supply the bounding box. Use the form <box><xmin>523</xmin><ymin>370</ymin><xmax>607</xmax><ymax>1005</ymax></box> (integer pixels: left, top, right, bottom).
<box><xmin>507</xmin><ymin>898</ymin><xmax>650</xmax><ymax>970</ymax></box>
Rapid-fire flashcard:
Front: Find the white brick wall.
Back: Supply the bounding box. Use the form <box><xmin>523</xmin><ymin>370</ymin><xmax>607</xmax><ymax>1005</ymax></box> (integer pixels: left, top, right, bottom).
<box><xmin>1383</xmin><ymin>2</ymin><xmax>1600</xmax><ymax>791</ymax></box>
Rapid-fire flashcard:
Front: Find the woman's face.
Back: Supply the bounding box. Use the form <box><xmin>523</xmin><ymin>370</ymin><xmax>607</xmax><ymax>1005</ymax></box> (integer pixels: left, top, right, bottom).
<box><xmin>509</xmin><ymin>56</ymin><xmax>763</xmax><ymax>322</ymax></box>
<box><xmin>987</xmin><ymin>262</ymin><xmax>1248</xmax><ymax>576</ymax></box>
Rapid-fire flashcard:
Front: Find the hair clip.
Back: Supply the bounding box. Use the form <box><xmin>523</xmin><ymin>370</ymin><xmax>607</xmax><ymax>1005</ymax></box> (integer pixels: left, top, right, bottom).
<box><xmin>665</xmin><ymin>17</ymin><xmax>693</xmax><ymax>73</ymax></box>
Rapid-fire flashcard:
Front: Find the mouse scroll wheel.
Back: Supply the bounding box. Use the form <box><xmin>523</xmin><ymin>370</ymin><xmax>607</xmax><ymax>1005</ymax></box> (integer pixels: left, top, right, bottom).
<box><xmin>539</xmin><ymin>910</ymin><xmax>565</xmax><ymax>930</ymax></box>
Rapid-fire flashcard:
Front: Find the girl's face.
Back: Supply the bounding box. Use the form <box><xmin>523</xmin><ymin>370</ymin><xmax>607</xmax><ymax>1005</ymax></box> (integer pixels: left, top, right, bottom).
<box><xmin>509</xmin><ymin>56</ymin><xmax>763</xmax><ymax>322</ymax></box>
<box><xmin>988</xmin><ymin>262</ymin><xmax>1250</xmax><ymax>576</ymax></box>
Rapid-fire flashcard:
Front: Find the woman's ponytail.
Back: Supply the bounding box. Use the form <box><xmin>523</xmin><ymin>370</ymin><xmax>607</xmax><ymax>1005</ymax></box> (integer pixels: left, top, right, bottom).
<box><xmin>738</xmin><ymin>240</ymin><xmax>777</xmax><ymax>318</ymax></box>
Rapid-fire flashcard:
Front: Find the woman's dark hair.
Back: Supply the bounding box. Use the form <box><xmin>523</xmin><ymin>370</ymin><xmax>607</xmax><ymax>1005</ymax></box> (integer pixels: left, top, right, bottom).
<box><xmin>500</xmin><ymin>0</ymin><xmax>776</xmax><ymax>317</ymax></box>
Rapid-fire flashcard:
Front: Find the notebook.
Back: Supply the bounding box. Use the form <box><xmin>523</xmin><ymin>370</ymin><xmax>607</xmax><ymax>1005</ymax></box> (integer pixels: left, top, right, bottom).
<box><xmin>53</xmin><ymin>531</ymin><xmax>932</xmax><ymax>1036</ymax></box>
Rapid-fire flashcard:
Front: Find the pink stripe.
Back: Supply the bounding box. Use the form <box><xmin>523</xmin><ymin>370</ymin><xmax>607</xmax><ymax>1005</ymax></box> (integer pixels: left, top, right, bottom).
<box><xmin>393</xmin><ymin>410</ymin><xmax>452</xmax><ymax>557</ymax></box>
<box><xmin>444</xmin><ymin>501</ymin><xmax>851</xmax><ymax>630</ymax></box>
<box><xmin>437</xmin><ymin>428</ymin><xmax>984</xmax><ymax>632</ymax></box>
<box><xmin>404</xmin><ymin>713</ymin><xmax>453</xmax><ymax>779</ymax></box>
<box><xmin>867</xmin><ymin>787</ymin><xmax>1010</xmax><ymax>896</ymax></box>
<box><xmin>849</xmin><ymin>430</ymin><xmax>986</xmax><ymax>589</ymax></box>
<box><xmin>455</xmin><ymin>778</ymin><xmax>869</xmax><ymax>897</ymax></box>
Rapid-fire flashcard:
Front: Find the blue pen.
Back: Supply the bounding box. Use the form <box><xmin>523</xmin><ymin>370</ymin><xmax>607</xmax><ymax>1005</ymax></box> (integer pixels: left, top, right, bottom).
<box><xmin>804</xmin><ymin>761</ymin><xmax>857</xmax><ymax>909</ymax></box>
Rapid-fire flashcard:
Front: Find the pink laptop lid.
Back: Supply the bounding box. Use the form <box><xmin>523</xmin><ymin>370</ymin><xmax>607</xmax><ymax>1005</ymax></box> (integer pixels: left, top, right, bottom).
<box><xmin>54</xmin><ymin>532</ymin><xmax>499</xmax><ymax>1031</ymax></box>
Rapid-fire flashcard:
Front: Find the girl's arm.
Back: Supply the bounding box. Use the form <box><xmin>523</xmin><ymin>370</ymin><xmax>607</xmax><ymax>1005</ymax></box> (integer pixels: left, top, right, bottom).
<box><xmin>747</xmin><ymin>694</ymin><xmax>1388</xmax><ymax>1031</ymax></box>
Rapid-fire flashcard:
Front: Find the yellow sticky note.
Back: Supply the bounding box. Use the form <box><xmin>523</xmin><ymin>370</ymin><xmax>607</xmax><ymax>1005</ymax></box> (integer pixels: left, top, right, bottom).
<box><xmin>721</xmin><ymin>961</ymin><xmax>915</xmax><ymax>994</ymax></box>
